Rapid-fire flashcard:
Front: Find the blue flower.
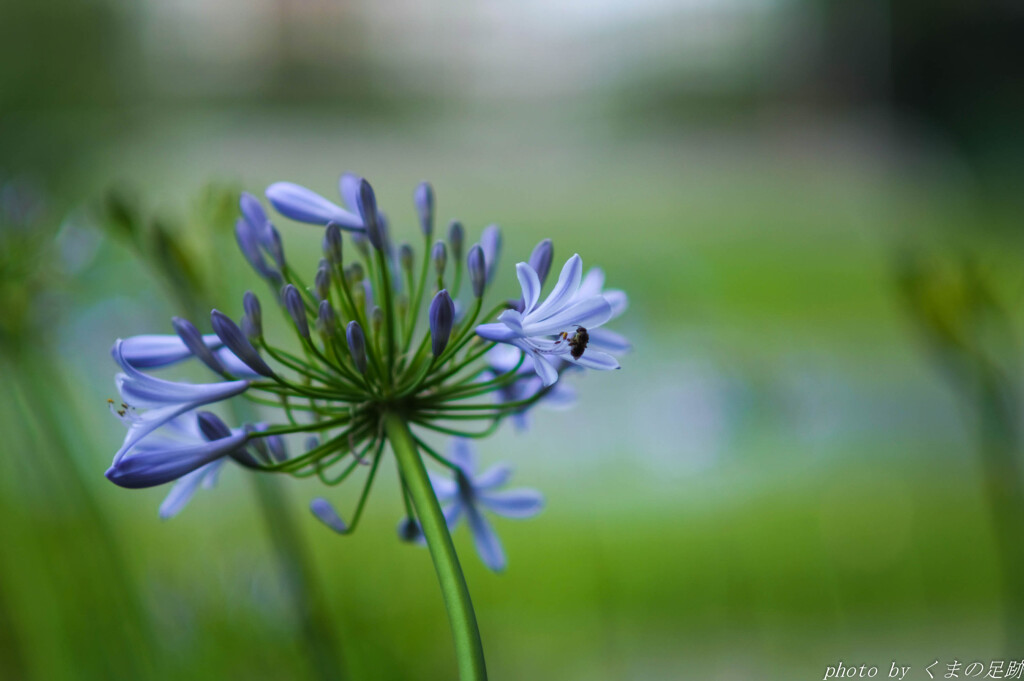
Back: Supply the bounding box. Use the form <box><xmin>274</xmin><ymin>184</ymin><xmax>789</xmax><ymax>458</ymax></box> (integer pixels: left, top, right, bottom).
<box><xmin>476</xmin><ymin>254</ymin><xmax>622</xmax><ymax>386</ymax></box>
<box><xmin>110</xmin><ymin>339</ymin><xmax>250</xmax><ymax>466</ymax></box>
<box><xmin>106</xmin><ymin>411</ymin><xmax>248</xmax><ymax>491</ymax></box>
<box><xmin>425</xmin><ymin>439</ymin><xmax>544</xmax><ymax>572</ymax></box>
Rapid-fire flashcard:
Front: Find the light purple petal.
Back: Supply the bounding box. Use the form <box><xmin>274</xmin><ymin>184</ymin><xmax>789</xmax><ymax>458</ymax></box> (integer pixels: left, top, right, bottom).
<box><xmin>113</xmin><ymin>341</ymin><xmax>249</xmax><ymax>408</ymax></box>
<box><xmin>474</xmin><ymin>464</ymin><xmax>513</xmax><ymax>491</ymax></box>
<box><xmin>159</xmin><ymin>460</ymin><xmax>222</xmax><ymax>519</ymax></box>
<box><xmin>338</xmin><ymin>173</ymin><xmax>362</xmax><ymax>210</ymax></box>
<box><xmin>530</xmin><ymin>254</ymin><xmax>582</xmax><ymax>319</ymax></box>
<box><xmin>570</xmin><ymin>350</ymin><xmax>619</xmax><ymax>371</ymax></box>
<box><xmin>587</xmin><ymin>328</ymin><xmax>631</xmax><ymax>354</ymax></box>
<box><xmin>479</xmin><ymin>489</ymin><xmax>544</xmax><ymax>519</ymax></box>
<box><xmin>532</xmin><ymin>352</ymin><xmax>560</xmax><ymax>387</ymax></box>
<box><xmin>310</xmin><ymin>498</ymin><xmax>348</xmax><ymax>533</ymax></box>
<box><xmin>118</xmin><ymin>334</ymin><xmax>222</xmax><ymax>369</ymax></box>
<box><xmin>577</xmin><ymin>267</ymin><xmax>605</xmax><ymax>299</ymax></box>
<box><xmin>448</xmin><ymin>438</ymin><xmax>476</xmax><ymax>475</ymax></box>
<box><xmin>516</xmin><ymin>263</ymin><xmax>542</xmax><ymax>312</ymax></box>
<box><xmin>525</xmin><ymin>296</ymin><xmax>612</xmax><ymax>337</ymax></box>
<box><xmin>476</xmin><ymin>323</ymin><xmax>519</xmax><ymax>343</ymax></box>
<box><xmin>443</xmin><ymin>501</ymin><xmax>464</xmax><ymax>530</ymax></box>
<box><xmin>604</xmin><ymin>290</ymin><xmax>628</xmax><ymax>318</ymax></box>
<box><xmin>266</xmin><ymin>182</ymin><xmax>362</xmax><ymax>229</ymax></box>
<box><xmin>429</xmin><ymin>471</ymin><xmax>458</xmax><ymax>501</ymax></box>
<box><xmin>465</xmin><ymin>504</ymin><xmax>506</xmax><ymax>572</ymax></box>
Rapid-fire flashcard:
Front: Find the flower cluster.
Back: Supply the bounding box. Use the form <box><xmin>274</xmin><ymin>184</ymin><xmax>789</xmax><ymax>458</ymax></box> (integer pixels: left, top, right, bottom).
<box><xmin>105</xmin><ymin>172</ymin><xmax>628</xmax><ymax>570</ymax></box>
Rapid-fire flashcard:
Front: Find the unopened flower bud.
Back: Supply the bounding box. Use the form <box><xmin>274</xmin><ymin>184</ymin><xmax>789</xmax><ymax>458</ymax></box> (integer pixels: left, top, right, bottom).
<box><xmin>448</xmin><ymin>220</ymin><xmax>464</xmax><ymax>262</ymax></box>
<box><xmin>481</xmin><ymin>224</ymin><xmax>501</xmax><ymax>284</ymax></box>
<box><xmin>356</xmin><ymin>179</ymin><xmax>383</xmax><ymax>250</ymax></box>
<box><xmin>283</xmin><ymin>284</ymin><xmax>309</xmax><ymax>339</ymax></box>
<box><xmin>315</xmin><ymin>261</ymin><xmax>331</xmax><ymax>301</ymax></box>
<box><xmin>323</xmin><ymin>223</ymin><xmax>343</xmax><ymax>267</ymax></box>
<box><xmin>197</xmin><ymin>411</ymin><xmax>232</xmax><ymax>441</ymax></box>
<box><xmin>371</xmin><ymin>305</ymin><xmax>383</xmax><ymax>338</ymax></box>
<box><xmin>346</xmin><ymin>321</ymin><xmax>368</xmax><ymax>374</ymax></box>
<box><xmin>467</xmin><ymin>245</ymin><xmax>486</xmax><ymax>298</ymax></box>
<box><xmin>211</xmin><ymin>309</ymin><xmax>275</xmax><ymax>378</ymax></box>
<box><xmin>528</xmin><ymin>239</ymin><xmax>554</xmax><ymax>287</ymax></box>
<box><xmin>317</xmin><ymin>299</ymin><xmax>337</xmax><ymax>336</ymax></box>
<box><xmin>243</xmin><ymin>291</ymin><xmax>262</xmax><ymax>339</ymax></box>
<box><xmin>399</xmin><ymin>243</ymin><xmax>414</xmax><ymax>275</ymax></box>
<box><xmin>429</xmin><ymin>290</ymin><xmax>455</xmax><ymax>357</ymax></box>
<box><xmin>414</xmin><ymin>182</ymin><xmax>434</xmax><ymax>237</ymax></box>
<box><xmin>263</xmin><ymin>223</ymin><xmax>286</xmax><ymax>270</ymax></box>
<box><xmin>311</xmin><ymin>498</ymin><xmax>348</xmax><ymax>534</ymax></box>
<box><xmin>172</xmin><ymin>316</ymin><xmax>224</xmax><ymax>374</ymax></box>
<box><xmin>431</xmin><ymin>240</ymin><xmax>447</xmax><ymax>280</ymax></box>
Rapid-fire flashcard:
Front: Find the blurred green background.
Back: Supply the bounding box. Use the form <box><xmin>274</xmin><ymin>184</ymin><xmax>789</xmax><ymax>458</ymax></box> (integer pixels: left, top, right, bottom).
<box><xmin>2</xmin><ymin>1</ymin><xmax>1024</xmax><ymax>679</ymax></box>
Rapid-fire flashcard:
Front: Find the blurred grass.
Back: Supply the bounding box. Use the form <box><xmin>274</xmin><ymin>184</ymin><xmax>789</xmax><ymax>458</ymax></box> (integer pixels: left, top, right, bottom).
<box><xmin>1</xmin><ymin>110</ymin><xmax>1021</xmax><ymax>679</ymax></box>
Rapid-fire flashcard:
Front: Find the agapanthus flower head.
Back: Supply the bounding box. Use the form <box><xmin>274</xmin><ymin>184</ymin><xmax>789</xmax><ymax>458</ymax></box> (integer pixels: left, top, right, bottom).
<box><xmin>105</xmin><ymin>171</ymin><xmax>628</xmax><ymax>575</ymax></box>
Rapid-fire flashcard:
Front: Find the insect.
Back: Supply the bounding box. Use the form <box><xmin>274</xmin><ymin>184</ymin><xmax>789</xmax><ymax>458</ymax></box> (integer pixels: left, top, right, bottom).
<box><xmin>557</xmin><ymin>326</ymin><xmax>589</xmax><ymax>360</ymax></box>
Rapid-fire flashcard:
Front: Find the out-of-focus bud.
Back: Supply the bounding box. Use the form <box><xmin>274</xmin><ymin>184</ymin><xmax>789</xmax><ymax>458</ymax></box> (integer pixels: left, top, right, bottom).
<box><xmin>356</xmin><ymin>179</ymin><xmax>383</xmax><ymax>250</ymax></box>
<box><xmin>431</xmin><ymin>240</ymin><xmax>447</xmax><ymax>281</ymax></box>
<box><xmin>323</xmin><ymin>222</ymin><xmax>343</xmax><ymax>267</ymax></box>
<box><xmin>448</xmin><ymin>220</ymin><xmax>464</xmax><ymax>263</ymax></box>
<box><xmin>414</xmin><ymin>182</ymin><xmax>434</xmax><ymax>237</ymax></box>
<box><xmin>243</xmin><ymin>291</ymin><xmax>262</xmax><ymax>339</ymax></box>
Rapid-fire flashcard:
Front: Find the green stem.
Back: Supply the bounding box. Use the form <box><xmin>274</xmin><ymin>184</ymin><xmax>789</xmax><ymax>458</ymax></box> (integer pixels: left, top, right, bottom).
<box><xmin>383</xmin><ymin>414</ymin><xmax>488</xmax><ymax>681</ymax></box>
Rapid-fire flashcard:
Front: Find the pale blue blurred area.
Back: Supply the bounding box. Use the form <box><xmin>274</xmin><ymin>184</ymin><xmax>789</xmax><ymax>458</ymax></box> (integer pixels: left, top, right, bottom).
<box><xmin>2</xmin><ymin>0</ymin><xmax>1023</xmax><ymax>679</ymax></box>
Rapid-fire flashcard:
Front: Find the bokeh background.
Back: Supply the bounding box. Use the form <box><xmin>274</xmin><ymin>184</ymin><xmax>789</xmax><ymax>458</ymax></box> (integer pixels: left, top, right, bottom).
<box><xmin>2</xmin><ymin>1</ymin><xmax>1024</xmax><ymax>679</ymax></box>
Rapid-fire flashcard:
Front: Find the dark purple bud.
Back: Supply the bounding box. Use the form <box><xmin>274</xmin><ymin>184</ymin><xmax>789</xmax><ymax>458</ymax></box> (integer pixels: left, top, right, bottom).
<box><xmin>323</xmin><ymin>222</ymin><xmax>343</xmax><ymax>267</ymax></box>
<box><xmin>315</xmin><ymin>261</ymin><xmax>331</xmax><ymax>301</ymax></box>
<box><xmin>448</xmin><ymin>220</ymin><xmax>464</xmax><ymax>262</ymax></box>
<box><xmin>467</xmin><ymin>245</ymin><xmax>486</xmax><ymax>298</ymax></box>
<box><xmin>346</xmin><ymin>321</ymin><xmax>367</xmax><ymax>374</ymax></box>
<box><xmin>266</xmin><ymin>435</ymin><xmax>288</xmax><ymax>463</ymax></box>
<box><xmin>243</xmin><ymin>291</ymin><xmax>262</xmax><ymax>338</ymax></box>
<box><xmin>197</xmin><ymin>411</ymin><xmax>232</xmax><ymax>442</ymax></box>
<box><xmin>399</xmin><ymin>243</ymin><xmax>414</xmax><ymax>275</ymax></box>
<box><xmin>172</xmin><ymin>316</ymin><xmax>225</xmax><ymax>374</ymax></box>
<box><xmin>398</xmin><ymin>517</ymin><xmax>421</xmax><ymax>542</ymax></box>
<box><xmin>283</xmin><ymin>284</ymin><xmax>309</xmax><ymax>339</ymax></box>
<box><xmin>429</xmin><ymin>290</ymin><xmax>455</xmax><ymax>357</ymax></box>
<box><xmin>356</xmin><ymin>179</ymin><xmax>383</xmax><ymax>250</ymax></box>
<box><xmin>431</xmin><ymin>240</ymin><xmax>447</xmax><ymax>278</ymax></box>
<box><xmin>528</xmin><ymin>238</ymin><xmax>554</xmax><ymax>287</ymax></box>
<box><xmin>414</xmin><ymin>182</ymin><xmax>434</xmax><ymax>237</ymax></box>
<box><xmin>211</xmin><ymin>309</ymin><xmax>275</xmax><ymax>378</ymax></box>
<box><xmin>305</xmin><ymin>436</ymin><xmax>320</xmax><ymax>452</ymax></box>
